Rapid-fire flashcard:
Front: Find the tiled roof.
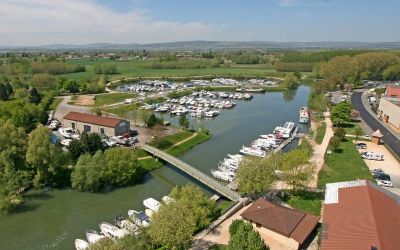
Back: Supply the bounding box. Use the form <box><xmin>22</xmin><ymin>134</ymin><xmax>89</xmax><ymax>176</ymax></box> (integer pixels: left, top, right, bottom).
<box><xmin>63</xmin><ymin>111</ymin><xmax>122</xmax><ymax>128</ymax></box>
<box><xmin>321</xmin><ymin>180</ymin><xmax>400</xmax><ymax>250</ymax></box>
<box><xmin>241</xmin><ymin>198</ymin><xmax>320</xmax><ymax>244</ymax></box>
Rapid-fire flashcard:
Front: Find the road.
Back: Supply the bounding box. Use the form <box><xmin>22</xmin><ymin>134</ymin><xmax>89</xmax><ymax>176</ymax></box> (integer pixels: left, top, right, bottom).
<box><xmin>54</xmin><ymin>96</ymin><xmax>91</xmax><ymax>121</ymax></box>
<box><xmin>351</xmin><ymin>91</ymin><xmax>400</xmax><ymax>158</ymax></box>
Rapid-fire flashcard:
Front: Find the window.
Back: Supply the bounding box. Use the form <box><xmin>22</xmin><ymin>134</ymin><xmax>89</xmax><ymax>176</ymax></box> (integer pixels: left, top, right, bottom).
<box><xmin>83</xmin><ymin>125</ymin><xmax>91</xmax><ymax>132</ymax></box>
<box><xmin>71</xmin><ymin>123</ymin><xmax>75</xmax><ymax>129</ymax></box>
<box><xmin>100</xmin><ymin>128</ymin><xmax>105</xmax><ymax>134</ymax></box>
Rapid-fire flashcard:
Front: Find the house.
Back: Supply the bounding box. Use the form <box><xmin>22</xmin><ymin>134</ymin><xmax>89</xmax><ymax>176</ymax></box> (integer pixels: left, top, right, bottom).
<box><xmin>62</xmin><ymin>111</ymin><xmax>130</xmax><ymax>137</ymax></box>
<box><xmin>240</xmin><ymin>198</ymin><xmax>320</xmax><ymax>250</ymax></box>
<box><xmin>385</xmin><ymin>84</ymin><xmax>400</xmax><ymax>99</ymax></box>
<box><xmin>321</xmin><ymin>180</ymin><xmax>400</xmax><ymax>250</ymax></box>
<box><xmin>378</xmin><ymin>97</ymin><xmax>400</xmax><ymax>131</ymax></box>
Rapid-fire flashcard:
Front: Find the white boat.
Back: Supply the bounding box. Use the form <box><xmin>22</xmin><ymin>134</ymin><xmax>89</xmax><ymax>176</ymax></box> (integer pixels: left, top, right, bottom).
<box><xmin>282</xmin><ymin>121</ymin><xmax>296</xmax><ymax>138</ymax></box>
<box><xmin>240</xmin><ymin>146</ymin><xmax>266</xmax><ymax>157</ymax></box>
<box><xmin>143</xmin><ymin>198</ymin><xmax>161</xmax><ymax>212</ymax></box>
<box><xmin>227</xmin><ymin>154</ymin><xmax>243</xmax><ymax>162</ymax></box>
<box><xmin>116</xmin><ymin>219</ymin><xmax>139</xmax><ymax>234</ymax></box>
<box><xmin>99</xmin><ymin>222</ymin><xmax>129</xmax><ymax>239</ymax></box>
<box><xmin>299</xmin><ymin>107</ymin><xmax>309</xmax><ymax>124</ymax></box>
<box><xmin>75</xmin><ymin>239</ymin><xmax>89</xmax><ymax>250</ymax></box>
<box><xmin>86</xmin><ymin>231</ymin><xmax>106</xmax><ymax>244</ymax></box>
<box><xmin>211</xmin><ymin>169</ymin><xmax>234</xmax><ymax>182</ymax></box>
<box><xmin>128</xmin><ymin>210</ymin><xmax>151</xmax><ymax>227</ymax></box>
<box><xmin>58</xmin><ymin>127</ymin><xmax>76</xmax><ymax>139</ymax></box>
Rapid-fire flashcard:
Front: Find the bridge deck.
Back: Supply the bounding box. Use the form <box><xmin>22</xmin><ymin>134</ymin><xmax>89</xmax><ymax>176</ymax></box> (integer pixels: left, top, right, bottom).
<box><xmin>142</xmin><ymin>145</ymin><xmax>241</xmax><ymax>201</ymax></box>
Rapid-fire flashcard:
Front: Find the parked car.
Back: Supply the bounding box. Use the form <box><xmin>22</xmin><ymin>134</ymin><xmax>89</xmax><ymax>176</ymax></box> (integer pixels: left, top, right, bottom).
<box><xmin>102</xmin><ymin>139</ymin><xmax>117</xmax><ymax>148</ymax></box>
<box><xmin>48</xmin><ymin>120</ymin><xmax>60</xmax><ymax>130</ymax></box>
<box><xmin>376</xmin><ymin>179</ymin><xmax>393</xmax><ymax>188</ymax></box>
<box><xmin>111</xmin><ymin>136</ymin><xmax>129</xmax><ymax>146</ymax></box>
<box><xmin>371</xmin><ymin>168</ymin><xmax>385</xmax><ymax>174</ymax></box>
<box><xmin>374</xmin><ymin>173</ymin><xmax>391</xmax><ymax>181</ymax></box>
<box><xmin>360</xmin><ymin>151</ymin><xmax>384</xmax><ymax>161</ymax></box>
<box><xmin>355</xmin><ymin>142</ymin><xmax>367</xmax><ymax>149</ymax></box>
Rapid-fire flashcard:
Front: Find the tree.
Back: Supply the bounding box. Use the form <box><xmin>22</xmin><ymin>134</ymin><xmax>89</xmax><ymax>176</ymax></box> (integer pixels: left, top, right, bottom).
<box><xmin>26</xmin><ymin>125</ymin><xmax>66</xmax><ymax>188</ymax></box>
<box><xmin>329</xmin><ymin>136</ymin><xmax>341</xmax><ymax>152</ymax></box>
<box><xmin>228</xmin><ymin>220</ymin><xmax>269</xmax><ymax>250</ymax></box>
<box><xmin>71</xmin><ymin>151</ymin><xmax>105</xmax><ymax>192</ymax></box>
<box><xmin>65</xmin><ymin>80</ymin><xmax>80</xmax><ymax>94</ymax></box>
<box><xmin>350</xmin><ymin>109</ymin><xmax>360</xmax><ymax>121</ymax></box>
<box><xmin>334</xmin><ymin>127</ymin><xmax>346</xmax><ymax>140</ymax></box>
<box><xmin>80</xmin><ymin>132</ymin><xmax>104</xmax><ymax>155</ymax></box>
<box><xmin>169</xmin><ymin>185</ymin><xmax>218</xmax><ymax>230</ymax></box>
<box><xmin>139</xmin><ymin>109</ymin><xmax>151</xmax><ymax>126</ymax></box>
<box><xmin>280</xmin><ymin>149</ymin><xmax>316</xmax><ymax>191</ymax></box>
<box><xmin>331</xmin><ymin>101</ymin><xmax>352</xmax><ymax>126</ymax></box>
<box><xmin>0</xmin><ymin>83</ymin><xmax>7</xmax><ymax>101</ymax></box>
<box><xmin>5</xmin><ymin>82</ymin><xmax>13</xmax><ymax>98</ymax></box>
<box><xmin>67</xmin><ymin>139</ymin><xmax>84</xmax><ymax>161</ymax></box>
<box><xmin>29</xmin><ymin>88</ymin><xmax>41</xmax><ymax>104</ymax></box>
<box><xmin>148</xmin><ymin>200</ymin><xmax>196</xmax><ymax>249</ymax></box>
<box><xmin>281</xmin><ymin>73</ymin><xmax>299</xmax><ymax>89</ymax></box>
<box><xmin>146</xmin><ymin>113</ymin><xmax>158</xmax><ymax>128</ymax></box>
<box><xmin>179</xmin><ymin>115</ymin><xmax>190</xmax><ymax>130</ymax></box>
<box><xmin>236</xmin><ymin>157</ymin><xmax>278</xmax><ymax>196</ymax></box>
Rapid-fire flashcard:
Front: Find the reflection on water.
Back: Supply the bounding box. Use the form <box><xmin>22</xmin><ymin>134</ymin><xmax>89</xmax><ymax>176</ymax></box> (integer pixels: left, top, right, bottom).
<box><xmin>0</xmin><ymin>86</ymin><xmax>309</xmax><ymax>250</ymax></box>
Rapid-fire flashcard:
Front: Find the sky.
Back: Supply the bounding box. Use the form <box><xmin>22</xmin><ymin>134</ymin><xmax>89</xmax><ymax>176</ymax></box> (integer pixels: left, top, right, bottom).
<box><xmin>0</xmin><ymin>0</ymin><xmax>399</xmax><ymax>46</ymax></box>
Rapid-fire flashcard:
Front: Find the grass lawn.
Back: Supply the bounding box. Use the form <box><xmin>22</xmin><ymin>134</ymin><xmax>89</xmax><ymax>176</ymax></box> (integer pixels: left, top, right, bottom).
<box><xmin>103</xmin><ymin>103</ymin><xmax>141</xmax><ymax>119</ymax></box>
<box><xmin>218</xmin><ymin>200</ymin><xmax>235</xmax><ymax>215</ymax></box>
<box><xmin>138</xmin><ymin>157</ymin><xmax>164</xmax><ymax>172</ymax></box>
<box><xmin>49</xmin><ymin>97</ymin><xmax>63</xmax><ymax>110</ymax></box>
<box><xmin>338</xmin><ymin>122</ymin><xmax>364</xmax><ymax>135</ymax></box>
<box><xmin>94</xmin><ymin>93</ymin><xmax>137</xmax><ymax>107</ymax></box>
<box><xmin>165</xmin><ymin>132</ymin><xmax>211</xmax><ymax>157</ymax></box>
<box><xmin>317</xmin><ymin>139</ymin><xmax>374</xmax><ymax>188</ymax></box>
<box><xmin>210</xmin><ymin>245</ymin><xmax>228</xmax><ymax>250</ymax></box>
<box><xmin>152</xmin><ymin>130</ymin><xmax>194</xmax><ymax>149</ymax></box>
<box><xmin>61</xmin><ymin>59</ymin><xmax>285</xmax><ymax>81</ymax></box>
<box><xmin>285</xmin><ymin>191</ymin><xmax>323</xmax><ymax>216</ymax></box>
<box><xmin>315</xmin><ymin>122</ymin><xmax>326</xmax><ymax>145</ymax></box>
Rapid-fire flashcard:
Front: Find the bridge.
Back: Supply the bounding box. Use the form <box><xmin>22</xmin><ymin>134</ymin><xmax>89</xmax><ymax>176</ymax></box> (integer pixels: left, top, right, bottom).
<box><xmin>141</xmin><ymin>144</ymin><xmax>241</xmax><ymax>201</ymax></box>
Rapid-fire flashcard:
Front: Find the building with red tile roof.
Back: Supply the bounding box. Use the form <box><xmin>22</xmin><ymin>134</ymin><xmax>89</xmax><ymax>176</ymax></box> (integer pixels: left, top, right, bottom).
<box><xmin>321</xmin><ymin>180</ymin><xmax>400</xmax><ymax>250</ymax></box>
<box><xmin>63</xmin><ymin>111</ymin><xmax>130</xmax><ymax>137</ymax></box>
<box><xmin>385</xmin><ymin>85</ymin><xmax>400</xmax><ymax>99</ymax></box>
<box><xmin>241</xmin><ymin>198</ymin><xmax>320</xmax><ymax>249</ymax></box>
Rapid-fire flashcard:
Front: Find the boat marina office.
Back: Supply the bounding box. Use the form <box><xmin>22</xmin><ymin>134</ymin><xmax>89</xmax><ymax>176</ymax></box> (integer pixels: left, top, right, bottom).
<box><xmin>63</xmin><ymin>111</ymin><xmax>130</xmax><ymax>137</ymax></box>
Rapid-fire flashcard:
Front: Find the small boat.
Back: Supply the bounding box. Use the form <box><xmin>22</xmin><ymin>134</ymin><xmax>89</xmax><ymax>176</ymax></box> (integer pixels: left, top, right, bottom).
<box><xmin>115</xmin><ymin>216</ymin><xmax>139</xmax><ymax>235</ymax></box>
<box><xmin>299</xmin><ymin>107</ymin><xmax>309</xmax><ymax>124</ymax></box>
<box><xmin>227</xmin><ymin>154</ymin><xmax>243</xmax><ymax>162</ymax></box>
<box><xmin>128</xmin><ymin>210</ymin><xmax>151</xmax><ymax>227</ymax></box>
<box><xmin>143</xmin><ymin>198</ymin><xmax>161</xmax><ymax>212</ymax></box>
<box><xmin>75</xmin><ymin>239</ymin><xmax>89</xmax><ymax>250</ymax></box>
<box><xmin>86</xmin><ymin>230</ymin><xmax>106</xmax><ymax>244</ymax></box>
<box><xmin>99</xmin><ymin>222</ymin><xmax>129</xmax><ymax>239</ymax></box>
<box><xmin>240</xmin><ymin>146</ymin><xmax>266</xmax><ymax>157</ymax></box>
<box><xmin>211</xmin><ymin>169</ymin><xmax>234</xmax><ymax>182</ymax></box>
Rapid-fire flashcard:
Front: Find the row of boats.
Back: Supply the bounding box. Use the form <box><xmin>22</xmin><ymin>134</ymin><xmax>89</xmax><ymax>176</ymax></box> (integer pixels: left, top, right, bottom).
<box><xmin>211</xmin><ymin>121</ymin><xmax>297</xmax><ymax>182</ymax></box>
<box><xmin>152</xmin><ymin>91</ymin><xmax>253</xmax><ymax>118</ymax></box>
<box><xmin>75</xmin><ymin>197</ymin><xmax>171</xmax><ymax>250</ymax></box>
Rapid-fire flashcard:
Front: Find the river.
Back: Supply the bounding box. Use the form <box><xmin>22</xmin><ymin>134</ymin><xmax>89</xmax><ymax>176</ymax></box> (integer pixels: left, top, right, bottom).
<box><xmin>0</xmin><ymin>86</ymin><xmax>310</xmax><ymax>250</ymax></box>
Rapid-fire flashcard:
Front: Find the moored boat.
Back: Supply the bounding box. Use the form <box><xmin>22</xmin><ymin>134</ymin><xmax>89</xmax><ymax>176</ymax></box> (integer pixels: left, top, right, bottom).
<box><xmin>75</xmin><ymin>239</ymin><xmax>89</xmax><ymax>250</ymax></box>
<box><xmin>86</xmin><ymin>231</ymin><xmax>106</xmax><ymax>244</ymax></box>
<box><xmin>299</xmin><ymin>107</ymin><xmax>309</xmax><ymax>124</ymax></box>
<box><xmin>143</xmin><ymin>198</ymin><xmax>161</xmax><ymax>212</ymax></box>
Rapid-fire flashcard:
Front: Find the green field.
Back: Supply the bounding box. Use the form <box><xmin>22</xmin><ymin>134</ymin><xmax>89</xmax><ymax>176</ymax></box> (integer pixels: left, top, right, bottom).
<box><xmin>94</xmin><ymin>93</ymin><xmax>137</xmax><ymax>106</ymax></box>
<box><xmin>285</xmin><ymin>191</ymin><xmax>323</xmax><ymax>216</ymax></box>
<box><xmin>317</xmin><ymin>139</ymin><xmax>374</xmax><ymax>188</ymax></box>
<box><xmin>315</xmin><ymin>122</ymin><xmax>326</xmax><ymax>144</ymax></box>
<box><xmin>60</xmin><ymin>59</ymin><xmax>285</xmax><ymax>81</ymax></box>
<box><xmin>165</xmin><ymin>132</ymin><xmax>211</xmax><ymax>157</ymax></box>
<box><xmin>339</xmin><ymin>122</ymin><xmax>364</xmax><ymax>135</ymax></box>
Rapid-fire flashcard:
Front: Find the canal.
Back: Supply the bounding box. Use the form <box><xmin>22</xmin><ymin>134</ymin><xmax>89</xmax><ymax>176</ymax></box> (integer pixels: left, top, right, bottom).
<box><xmin>0</xmin><ymin>86</ymin><xmax>310</xmax><ymax>250</ymax></box>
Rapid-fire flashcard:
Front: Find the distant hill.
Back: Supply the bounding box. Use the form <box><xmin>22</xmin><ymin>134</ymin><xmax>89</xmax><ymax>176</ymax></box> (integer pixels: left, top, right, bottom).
<box><xmin>1</xmin><ymin>41</ymin><xmax>400</xmax><ymax>52</ymax></box>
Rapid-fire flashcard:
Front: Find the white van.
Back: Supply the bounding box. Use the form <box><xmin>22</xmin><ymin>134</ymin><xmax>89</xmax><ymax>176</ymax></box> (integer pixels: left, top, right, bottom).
<box><xmin>361</xmin><ymin>151</ymin><xmax>384</xmax><ymax>161</ymax></box>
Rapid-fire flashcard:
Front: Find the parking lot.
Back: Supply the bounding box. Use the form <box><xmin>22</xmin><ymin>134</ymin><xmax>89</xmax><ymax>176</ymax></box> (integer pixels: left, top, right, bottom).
<box><xmin>355</xmin><ymin>141</ymin><xmax>400</xmax><ymax>189</ymax></box>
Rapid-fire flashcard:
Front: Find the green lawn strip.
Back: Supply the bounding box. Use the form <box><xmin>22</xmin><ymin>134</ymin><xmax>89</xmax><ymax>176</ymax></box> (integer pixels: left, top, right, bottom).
<box><xmin>102</xmin><ymin>103</ymin><xmax>141</xmax><ymax>118</ymax></box>
<box><xmin>138</xmin><ymin>157</ymin><xmax>163</xmax><ymax>172</ymax></box>
<box><xmin>152</xmin><ymin>130</ymin><xmax>194</xmax><ymax>149</ymax></box>
<box><xmin>317</xmin><ymin>139</ymin><xmax>374</xmax><ymax>188</ymax></box>
<box><xmin>49</xmin><ymin>97</ymin><xmax>63</xmax><ymax>110</ymax></box>
<box><xmin>94</xmin><ymin>93</ymin><xmax>137</xmax><ymax>107</ymax></box>
<box><xmin>218</xmin><ymin>200</ymin><xmax>235</xmax><ymax>215</ymax></box>
<box><xmin>284</xmin><ymin>191</ymin><xmax>323</xmax><ymax>216</ymax></box>
<box><xmin>165</xmin><ymin>132</ymin><xmax>211</xmax><ymax>157</ymax></box>
<box><xmin>338</xmin><ymin>122</ymin><xmax>363</xmax><ymax>135</ymax></box>
<box><xmin>133</xmin><ymin>148</ymin><xmax>150</xmax><ymax>158</ymax></box>
<box><xmin>315</xmin><ymin>122</ymin><xmax>326</xmax><ymax>144</ymax></box>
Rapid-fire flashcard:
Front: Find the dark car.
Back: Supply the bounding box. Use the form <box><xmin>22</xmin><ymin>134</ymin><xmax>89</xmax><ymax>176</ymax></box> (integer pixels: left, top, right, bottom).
<box><xmin>374</xmin><ymin>173</ymin><xmax>391</xmax><ymax>181</ymax></box>
<box><xmin>355</xmin><ymin>142</ymin><xmax>367</xmax><ymax>149</ymax></box>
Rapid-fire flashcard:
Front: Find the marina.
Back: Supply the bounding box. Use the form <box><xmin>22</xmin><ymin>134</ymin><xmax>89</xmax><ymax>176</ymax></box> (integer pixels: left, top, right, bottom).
<box><xmin>0</xmin><ymin>86</ymin><xmax>310</xmax><ymax>250</ymax></box>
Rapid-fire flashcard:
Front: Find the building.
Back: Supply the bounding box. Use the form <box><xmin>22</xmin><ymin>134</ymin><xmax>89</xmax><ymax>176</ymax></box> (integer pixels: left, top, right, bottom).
<box><xmin>321</xmin><ymin>180</ymin><xmax>400</xmax><ymax>250</ymax></box>
<box><xmin>240</xmin><ymin>198</ymin><xmax>320</xmax><ymax>250</ymax></box>
<box><xmin>378</xmin><ymin>97</ymin><xmax>400</xmax><ymax>131</ymax></box>
<box><xmin>384</xmin><ymin>84</ymin><xmax>400</xmax><ymax>99</ymax></box>
<box><xmin>63</xmin><ymin>111</ymin><xmax>130</xmax><ymax>137</ymax></box>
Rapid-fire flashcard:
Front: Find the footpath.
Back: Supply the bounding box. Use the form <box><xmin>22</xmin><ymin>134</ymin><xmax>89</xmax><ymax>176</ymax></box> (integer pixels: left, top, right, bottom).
<box><xmin>309</xmin><ymin>111</ymin><xmax>334</xmax><ymax>188</ymax></box>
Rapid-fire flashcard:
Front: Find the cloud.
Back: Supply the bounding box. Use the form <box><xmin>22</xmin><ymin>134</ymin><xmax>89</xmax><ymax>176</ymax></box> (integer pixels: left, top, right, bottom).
<box><xmin>0</xmin><ymin>0</ymin><xmax>219</xmax><ymax>45</ymax></box>
<box><xmin>278</xmin><ymin>0</ymin><xmax>332</xmax><ymax>7</ymax></box>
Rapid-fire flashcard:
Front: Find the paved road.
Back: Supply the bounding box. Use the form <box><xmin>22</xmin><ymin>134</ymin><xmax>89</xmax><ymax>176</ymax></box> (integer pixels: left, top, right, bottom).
<box><xmin>54</xmin><ymin>96</ymin><xmax>91</xmax><ymax>121</ymax></box>
<box><xmin>351</xmin><ymin>92</ymin><xmax>400</xmax><ymax>158</ymax></box>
